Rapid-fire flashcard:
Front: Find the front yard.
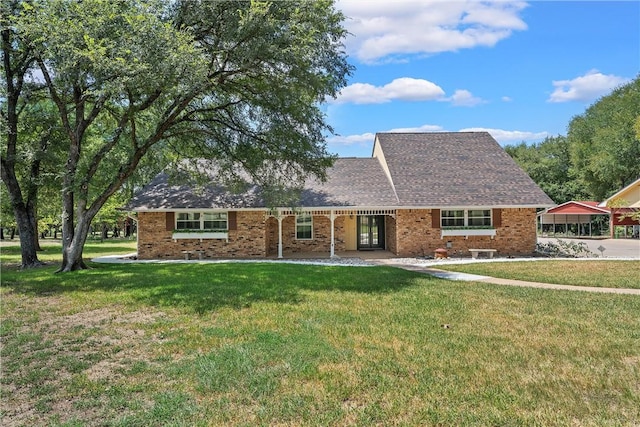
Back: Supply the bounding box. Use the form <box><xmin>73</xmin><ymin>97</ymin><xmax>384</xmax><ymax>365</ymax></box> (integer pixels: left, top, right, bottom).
<box><xmin>1</xmin><ymin>242</ymin><xmax>639</xmax><ymax>425</ymax></box>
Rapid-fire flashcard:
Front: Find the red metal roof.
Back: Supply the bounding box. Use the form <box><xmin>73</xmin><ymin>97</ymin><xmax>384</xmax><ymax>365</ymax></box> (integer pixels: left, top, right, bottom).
<box><xmin>546</xmin><ymin>201</ymin><xmax>610</xmax><ymax>215</ymax></box>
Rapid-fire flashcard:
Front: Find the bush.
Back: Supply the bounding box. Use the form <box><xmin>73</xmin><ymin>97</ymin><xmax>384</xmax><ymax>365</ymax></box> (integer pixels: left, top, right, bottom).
<box><xmin>536</xmin><ymin>239</ymin><xmax>596</xmax><ymax>258</ymax></box>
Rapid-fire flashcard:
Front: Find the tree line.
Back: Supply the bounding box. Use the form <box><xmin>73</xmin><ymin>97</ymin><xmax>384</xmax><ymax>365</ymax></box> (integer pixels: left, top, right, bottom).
<box><xmin>505</xmin><ymin>76</ymin><xmax>640</xmax><ymax>205</ymax></box>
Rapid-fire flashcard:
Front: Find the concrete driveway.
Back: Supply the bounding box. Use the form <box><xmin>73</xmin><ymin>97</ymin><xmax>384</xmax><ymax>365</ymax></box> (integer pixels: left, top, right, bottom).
<box><xmin>537</xmin><ymin>237</ymin><xmax>640</xmax><ymax>259</ymax></box>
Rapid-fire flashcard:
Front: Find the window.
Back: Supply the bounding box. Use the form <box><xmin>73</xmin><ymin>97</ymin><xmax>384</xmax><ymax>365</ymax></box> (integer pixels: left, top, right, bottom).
<box><xmin>176</xmin><ymin>212</ymin><xmax>201</xmax><ymax>230</ymax></box>
<box><xmin>176</xmin><ymin>212</ymin><xmax>228</xmax><ymax>231</ymax></box>
<box><xmin>441</xmin><ymin>210</ymin><xmax>464</xmax><ymax>227</ymax></box>
<box><xmin>296</xmin><ymin>214</ymin><xmax>313</xmax><ymax>239</ymax></box>
<box><xmin>441</xmin><ymin>209</ymin><xmax>492</xmax><ymax>227</ymax></box>
<box><xmin>203</xmin><ymin>212</ymin><xmax>227</xmax><ymax>231</ymax></box>
<box><xmin>468</xmin><ymin>210</ymin><xmax>491</xmax><ymax>227</ymax></box>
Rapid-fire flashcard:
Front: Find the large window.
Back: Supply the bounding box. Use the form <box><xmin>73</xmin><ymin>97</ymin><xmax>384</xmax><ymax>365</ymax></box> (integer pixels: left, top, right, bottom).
<box><xmin>468</xmin><ymin>210</ymin><xmax>491</xmax><ymax>227</ymax></box>
<box><xmin>176</xmin><ymin>212</ymin><xmax>201</xmax><ymax>230</ymax></box>
<box><xmin>296</xmin><ymin>214</ymin><xmax>313</xmax><ymax>239</ymax></box>
<box><xmin>203</xmin><ymin>212</ymin><xmax>228</xmax><ymax>231</ymax></box>
<box><xmin>441</xmin><ymin>210</ymin><xmax>464</xmax><ymax>227</ymax></box>
<box><xmin>176</xmin><ymin>212</ymin><xmax>228</xmax><ymax>231</ymax></box>
<box><xmin>442</xmin><ymin>209</ymin><xmax>492</xmax><ymax>227</ymax></box>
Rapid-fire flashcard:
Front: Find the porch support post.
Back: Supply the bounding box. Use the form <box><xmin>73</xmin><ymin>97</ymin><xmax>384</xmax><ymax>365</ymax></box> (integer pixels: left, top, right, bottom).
<box><xmin>330</xmin><ymin>210</ymin><xmax>336</xmax><ymax>258</ymax></box>
<box><xmin>277</xmin><ymin>212</ymin><xmax>284</xmax><ymax>259</ymax></box>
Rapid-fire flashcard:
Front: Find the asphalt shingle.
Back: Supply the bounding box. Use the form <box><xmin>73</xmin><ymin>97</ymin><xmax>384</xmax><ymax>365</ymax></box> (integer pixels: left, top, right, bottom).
<box><xmin>375</xmin><ymin>132</ymin><xmax>554</xmax><ymax>207</ymax></box>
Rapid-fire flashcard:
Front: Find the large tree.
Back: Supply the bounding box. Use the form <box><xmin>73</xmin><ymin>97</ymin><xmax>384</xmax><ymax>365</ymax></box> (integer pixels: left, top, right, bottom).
<box><xmin>567</xmin><ymin>76</ymin><xmax>640</xmax><ymax>201</ymax></box>
<box><xmin>9</xmin><ymin>0</ymin><xmax>351</xmax><ymax>272</ymax></box>
<box><xmin>1</xmin><ymin>0</ymin><xmax>58</xmax><ymax>267</ymax></box>
<box><xmin>505</xmin><ymin>135</ymin><xmax>587</xmax><ymax>204</ymax></box>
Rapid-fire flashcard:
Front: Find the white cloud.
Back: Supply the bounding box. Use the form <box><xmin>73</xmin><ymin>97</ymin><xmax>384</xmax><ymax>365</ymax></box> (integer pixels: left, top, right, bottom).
<box><xmin>459</xmin><ymin>127</ymin><xmax>548</xmax><ymax>143</ymax></box>
<box><xmin>446</xmin><ymin>89</ymin><xmax>485</xmax><ymax>107</ymax></box>
<box><xmin>548</xmin><ymin>70</ymin><xmax>630</xmax><ymax>103</ymax></box>
<box><xmin>328</xmin><ymin>125</ymin><xmax>546</xmax><ymax>147</ymax></box>
<box><xmin>330</xmin><ymin>78</ymin><xmax>486</xmax><ymax>106</ymax></box>
<box><xmin>331</xmin><ymin>77</ymin><xmax>445</xmax><ymax>104</ymax></box>
<box><xmin>337</xmin><ymin>0</ymin><xmax>528</xmax><ymax>63</ymax></box>
<box><xmin>327</xmin><ymin>132</ymin><xmax>377</xmax><ymax>146</ymax></box>
<box><xmin>501</xmin><ymin>96</ymin><xmax>512</xmax><ymax>102</ymax></box>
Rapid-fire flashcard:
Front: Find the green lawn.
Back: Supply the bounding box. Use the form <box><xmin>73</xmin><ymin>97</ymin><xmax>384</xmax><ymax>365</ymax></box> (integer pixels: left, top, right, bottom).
<box><xmin>437</xmin><ymin>260</ymin><xmax>640</xmax><ymax>289</ymax></box>
<box><xmin>1</xmin><ymin>244</ymin><xmax>640</xmax><ymax>425</ymax></box>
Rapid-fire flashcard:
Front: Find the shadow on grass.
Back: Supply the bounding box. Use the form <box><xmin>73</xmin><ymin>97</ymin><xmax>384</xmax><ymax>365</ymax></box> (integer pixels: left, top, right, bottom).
<box><xmin>1</xmin><ymin>262</ymin><xmax>428</xmax><ymax>314</ymax></box>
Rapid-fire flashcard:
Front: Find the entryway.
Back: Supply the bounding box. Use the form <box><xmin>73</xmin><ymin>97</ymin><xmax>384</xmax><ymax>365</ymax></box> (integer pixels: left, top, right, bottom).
<box><xmin>357</xmin><ymin>215</ymin><xmax>385</xmax><ymax>250</ymax></box>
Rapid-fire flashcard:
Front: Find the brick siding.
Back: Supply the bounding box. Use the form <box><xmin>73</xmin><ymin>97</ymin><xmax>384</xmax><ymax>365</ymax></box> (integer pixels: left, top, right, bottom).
<box><xmin>137</xmin><ymin>208</ymin><xmax>538</xmax><ymax>259</ymax></box>
<box><xmin>137</xmin><ymin>211</ymin><xmax>268</xmax><ymax>259</ymax></box>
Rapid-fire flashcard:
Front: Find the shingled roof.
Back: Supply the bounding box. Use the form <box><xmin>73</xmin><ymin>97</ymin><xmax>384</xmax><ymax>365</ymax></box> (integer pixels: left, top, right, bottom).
<box><xmin>126</xmin><ymin>131</ymin><xmax>553</xmax><ymax>211</ymax></box>
<box><xmin>374</xmin><ymin>132</ymin><xmax>554</xmax><ymax>207</ymax></box>
<box><xmin>301</xmin><ymin>158</ymin><xmax>397</xmax><ymax>207</ymax></box>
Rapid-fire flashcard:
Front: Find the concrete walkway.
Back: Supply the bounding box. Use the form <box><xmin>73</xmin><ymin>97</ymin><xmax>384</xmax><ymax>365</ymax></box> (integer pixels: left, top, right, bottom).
<box><xmin>372</xmin><ymin>260</ymin><xmax>640</xmax><ymax>295</ymax></box>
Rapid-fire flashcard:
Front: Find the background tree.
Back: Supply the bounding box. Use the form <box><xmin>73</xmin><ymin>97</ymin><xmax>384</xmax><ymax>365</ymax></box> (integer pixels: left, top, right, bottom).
<box><xmin>13</xmin><ymin>0</ymin><xmax>351</xmax><ymax>272</ymax></box>
<box><xmin>505</xmin><ymin>135</ymin><xmax>587</xmax><ymax>203</ymax></box>
<box><xmin>567</xmin><ymin>76</ymin><xmax>640</xmax><ymax>201</ymax></box>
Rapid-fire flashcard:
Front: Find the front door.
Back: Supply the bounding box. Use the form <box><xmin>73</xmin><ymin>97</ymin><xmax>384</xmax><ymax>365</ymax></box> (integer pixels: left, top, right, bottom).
<box><xmin>357</xmin><ymin>215</ymin><xmax>385</xmax><ymax>250</ymax></box>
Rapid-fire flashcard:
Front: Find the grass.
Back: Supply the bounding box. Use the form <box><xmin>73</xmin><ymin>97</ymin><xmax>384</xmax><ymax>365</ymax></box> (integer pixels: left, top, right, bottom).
<box><xmin>437</xmin><ymin>260</ymin><xmax>640</xmax><ymax>289</ymax></box>
<box><xmin>1</xmin><ymin>243</ymin><xmax>640</xmax><ymax>425</ymax></box>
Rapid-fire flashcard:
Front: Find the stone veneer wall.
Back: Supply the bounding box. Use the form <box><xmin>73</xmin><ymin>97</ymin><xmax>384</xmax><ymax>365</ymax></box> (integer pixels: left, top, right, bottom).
<box><xmin>394</xmin><ymin>208</ymin><xmax>538</xmax><ymax>257</ymax></box>
<box><xmin>137</xmin><ymin>211</ymin><xmax>268</xmax><ymax>259</ymax></box>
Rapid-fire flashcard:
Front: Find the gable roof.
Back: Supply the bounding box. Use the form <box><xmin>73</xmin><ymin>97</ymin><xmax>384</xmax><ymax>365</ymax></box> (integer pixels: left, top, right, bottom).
<box><xmin>373</xmin><ymin>132</ymin><xmax>554</xmax><ymax>207</ymax></box>
<box><xmin>544</xmin><ymin>201</ymin><xmax>610</xmax><ymax>215</ymax></box>
<box><xmin>598</xmin><ymin>177</ymin><xmax>640</xmax><ymax>208</ymax></box>
<box><xmin>126</xmin><ymin>131</ymin><xmax>554</xmax><ymax>211</ymax></box>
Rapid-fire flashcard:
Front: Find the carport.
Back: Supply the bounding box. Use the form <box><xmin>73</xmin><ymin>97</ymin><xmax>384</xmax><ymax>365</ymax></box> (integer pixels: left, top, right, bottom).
<box><xmin>537</xmin><ymin>201</ymin><xmax>610</xmax><ymax>237</ymax></box>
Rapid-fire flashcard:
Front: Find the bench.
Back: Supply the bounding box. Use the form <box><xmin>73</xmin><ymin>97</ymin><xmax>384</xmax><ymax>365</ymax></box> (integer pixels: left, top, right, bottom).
<box><xmin>181</xmin><ymin>250</ymin><xmax>195</xmax><ymax>260</ymax></box>
<box><xmin>469</xmin><ymin>249</ymin><xmax>497</xmax><ymax>259</ymax></box>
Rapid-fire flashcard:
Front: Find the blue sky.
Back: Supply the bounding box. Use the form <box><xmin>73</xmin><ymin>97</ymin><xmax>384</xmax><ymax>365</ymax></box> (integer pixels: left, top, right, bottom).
<box><xmin>324</xmin><ymin>1</ymin><xmax>639</xmax><ymax>157</ymax></box>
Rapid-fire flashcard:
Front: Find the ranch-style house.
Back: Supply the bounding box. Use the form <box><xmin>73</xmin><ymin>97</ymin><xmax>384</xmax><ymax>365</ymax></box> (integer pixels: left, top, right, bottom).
<box><xmin>126</xmin><ymin>132</ymin><xmax>554</xmax><ymax>259</ymax></box>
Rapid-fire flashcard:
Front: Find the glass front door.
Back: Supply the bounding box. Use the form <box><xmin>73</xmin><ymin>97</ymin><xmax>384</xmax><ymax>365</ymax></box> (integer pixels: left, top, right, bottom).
<box><xmin>357</xmin><ymin>215</ymin><xmax>385</xmax><ymax>250</ymax></box>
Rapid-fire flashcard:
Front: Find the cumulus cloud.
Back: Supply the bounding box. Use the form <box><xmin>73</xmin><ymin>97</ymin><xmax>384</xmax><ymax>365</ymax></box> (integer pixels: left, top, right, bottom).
<box><xmin>548</xmin><ymin>70</ymin><xmax>630</xmax><ymax>103</ymax></box>
<box><xmin>330</xmin><ymin>78</ymin><xmax>485</xmax><ymax>106</ymax></box>
<box><xmin>446</xmin><ymin>89</ymin><xmax>485</xmax><ymax>107</ymax></box>
<box><xmin>459</xmin><ymin>127</ymin><xmax>548</xmax><ymax>143</ymax></box>
<box><xmin>331</xmin><ymin>77</ymin><xmax>445</xmax><ymax>104</ymax></box>
<box><xmin>327</xmin><ymin>132</ymin><xmax>377</xmax><ymax>146</ymax></box>
<box><xmin>337</xmin><ymin>0</ymin><xmax>528</xmax><ymax>63</ymax></box>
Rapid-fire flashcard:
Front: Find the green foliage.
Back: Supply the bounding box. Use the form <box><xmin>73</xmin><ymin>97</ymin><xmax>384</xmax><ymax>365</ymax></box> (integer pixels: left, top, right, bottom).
<box><xmin>6</xmin><ymin>0</ymin><xmax>352</xmax><ymax>270</ymax></box>
<box><xmin>505</xmin><ymin>135</ymin><xmax>587</xmax><ymax>203</ymax></box>
<box><xmin>567</xmin><ymin>76</ymin><xmax>640</xmax><ymax>200</ymax></box>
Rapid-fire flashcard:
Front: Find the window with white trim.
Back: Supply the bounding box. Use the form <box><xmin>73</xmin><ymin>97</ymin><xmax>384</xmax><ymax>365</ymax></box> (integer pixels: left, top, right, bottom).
<box><xmin>468</xmin><ymin>210</ymin><xmax>492</xmax><ymax>226</ymax></box>
<box><xmin>203</xmin><ymin>212</ymin><xmax>228</xmax><ymax>231</ymax></box>
<box><xmin>176</xmin><ymin>212</ymin><xmax>201</xmax><ymax>230</ymax></box>
<box><xmin>441</xmin><ymin>210</ymin><xmax>464</xmax><ymax>227</ymax></box>
<box><xmin>441</xmin><ymin>209</ymin><xmax>492</xmax><ymax>227</ymax></box>
<box><xmin>296</xmin><ymin>214</ymin><xmax>313</xmax><ymax>239</ymax></box>
<box><xmin>176</xmin><ymin>212</ymin><xmax>228</xmax><ymax>231</ymax></box>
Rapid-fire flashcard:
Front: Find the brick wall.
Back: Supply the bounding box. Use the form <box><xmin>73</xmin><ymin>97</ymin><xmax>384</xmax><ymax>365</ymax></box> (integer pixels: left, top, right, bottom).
<box><xmin>137</xmin><ymin>208</ymin><xmax>538</xmax><ymax>259</ymax></box>
<box><xmin>137</xmin><ymin>211</ymin><xmax>268</xmax><ymax>259</ymax></box>
<box><xmin>394</xmin><ymin>208</ymin><xmax>538</xmax><ymax>257</ymax></box>
<box><xmin>267</xmin><ymin>215</ymin><xmax>346</xmax><ymax>256</ymax></box>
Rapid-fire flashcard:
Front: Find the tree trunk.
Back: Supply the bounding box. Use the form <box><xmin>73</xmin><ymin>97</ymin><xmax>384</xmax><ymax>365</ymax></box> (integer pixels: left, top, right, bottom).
<box><xmin>13</xmin><ymin>203</ymin><xmax>43</xmax><ymax>268</ymax></box>
<box><xmin>59</xmin><ymin>216</ymin><xmax>91</xmax><ymax>272</ymax></box>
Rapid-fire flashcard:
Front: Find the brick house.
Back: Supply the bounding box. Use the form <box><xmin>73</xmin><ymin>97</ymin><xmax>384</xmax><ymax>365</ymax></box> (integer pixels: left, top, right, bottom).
<box><xmin>127</xmin><ymin>132</ymin><xmax>554</xmax><ymax>259</ymax></box>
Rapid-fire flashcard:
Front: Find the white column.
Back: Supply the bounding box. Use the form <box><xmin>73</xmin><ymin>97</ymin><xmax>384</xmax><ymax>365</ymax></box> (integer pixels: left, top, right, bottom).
<box><xmin>330</xmin><ymin>210</ymin><xmax>336</xmax><ymax>258</ymax></box>
<box><xmin>277</xmin><ymin>214</ymin><xmax>284</xmax><ymax>259</ymax></box>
